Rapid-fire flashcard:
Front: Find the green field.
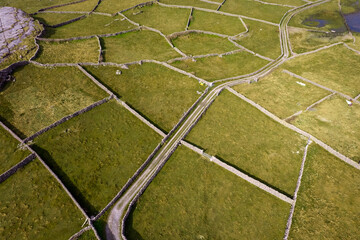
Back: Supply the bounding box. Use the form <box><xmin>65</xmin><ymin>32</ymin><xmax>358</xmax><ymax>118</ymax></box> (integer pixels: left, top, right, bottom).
<box><xmin>76</xmin><ymin>229</ymin><xmax>98</xmax><ymax>240</ymax></box>
<box><xmin>288</xmin><ymin>26</ymin><xmax>353</xmax><ymax>54</ymax></box>
<box><xmin>102</xmin><ymin>30</ymin><xmax>180</xmax><ymax>63</ymax></box>
<box><xmin>50</xmin><ymin>0</ymin><xmax>99</xmax><ymax>12</ymax></box>
<box><xmin>284</xmin><ymin>44</ymin><xmax>360</xmax><ymax>98</ymax></box>
<box><xmin>258</xmin><ymin>0</ymin><xmax>307</xmax><ymax>6</ymax></box>
<box><xmin>290</xmin><ymin>145</ymin><xmax>360</xmax><ymax>239</ymax></box>
<box><xmin>292</xmin><ymin>95</ymin><xmax>360</xmax><ymax>162</ymax></box>
<box><xmin>233</xmin><ymin>68</ymin><xmax>330</xmax><ymax>119</ymax></box>
<box><xmin>0</xmin><ymin>159</ymin><xmax>84</xmax><ymax>240</ymax></box>
<box><xmin>0</xmin><ymin>64</ymin><xmax>106</xmax><ymax>138</ymax></box>
<box><xmin>36</xmin><ymin>39</ymin><xmax>99</xmax><ymax>63</ymax></box>
<box><xmin>126</xmin><ymin>146</ymin><xmax>290</xmax><ymax>239</ymax></box>
<box><xmin>43</xmin><ymin>14</ymin><xmax>135</xmax><ymax>39</ymax></box>
<box><xmin>33</xmin><ymin>100</ymin><xmax>162</xmax><ymax>215</ymax></box>
<box><xmin>289</xmin><ymin>0</ymin><xmax>347</xmax><ymax>32</ymax></box>
<box><xmin>33</xmin><ymin>13</ymin><xmax>83</xmax><ymax>26</ymax></box>
<box><xmin>159</xmin><ymin>0</ymin><xmax>219</xmax><ymax>10</ymax></box>
<box><xmin>189</xmin><ymin>10</ymin><xmax>247</xmax><ymax>36</ymax></box>
<box><xmin>0</xmin><ymin>127</ymin><xmax>30</xmax><ymax>174</ymax></box>
<box><xmin>0</xmin><ymin>0</ymin><xmax>75</xmax><ymax>13</ymax></box>
<box><xmin>95</xmin><ymin>0</ymin><xmax>147</xmax><ymax>14</ymax></box>
<box><xmin>171</xmin><ymin>50</ymin><xmax>269</xmax><ymax>81</ymax></box>
<box><xmin>234</xmin><ymin>18</ymin><xmax>281</xmax><ymax>59</ymax></box>
<box><xmin>124</xmin><ymin>4</ymin><xmax>190</xmax><ymax>35</ymax></box>
<box><xmin>220</xmin><ymin>0</ymin><xmax>291</xmax><ymax>23</ymax></box>
<box><xmin>84</xmin><ymin>62</ymin><xmax>205</xmax><ymax>131</ymax></box>
<box><xmin>186</xmin><ymin>90</ymin><xmax>306</xmax><ymax>195</ymax></box>
<box><xmin>172</xmin><ymin>32</ymin><xmax>238</xmax><ymax>56</ymax></box>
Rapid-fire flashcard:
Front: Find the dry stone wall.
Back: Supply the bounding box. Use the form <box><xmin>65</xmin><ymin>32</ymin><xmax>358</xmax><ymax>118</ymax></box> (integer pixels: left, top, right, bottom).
<box><xmin>0</xmin><ymin>153</ymin><xmax>36</xmax><ymax>183</ymax></box>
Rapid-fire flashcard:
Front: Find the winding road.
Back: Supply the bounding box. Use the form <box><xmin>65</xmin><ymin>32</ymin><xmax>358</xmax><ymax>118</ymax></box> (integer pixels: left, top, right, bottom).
<box><xmin>106</xmin><ymin>1</ymin><xmax>329</xmax><ymax>239</ymax></box>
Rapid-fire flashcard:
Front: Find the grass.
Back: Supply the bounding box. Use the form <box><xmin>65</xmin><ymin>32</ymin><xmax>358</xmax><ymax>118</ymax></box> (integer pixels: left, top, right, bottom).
<box><xmin>289</xmin><ymin>144</ymin><xmax>360</xmax><ymax>239</ymax></box>
<box><xmin>171</xmin><ymin>50</ymin><xmax>269</xmax><ymax>81</ymax></box>
<box><xmin>220</xmin><ymin>0</ymin><xmax>292</xmax><ymax>23</ymax></box>
<box><xmin>77</xmin><ymin>229</ymin><xmax>97</xmax><ymax>240</ymax></box>
<box><xmin>33</xmin><ymin>100</ymin><xmax>162</xmax><ymax>216</ymax></box>
<box><xmin>102</xmin><ymin>30</ymin><xmax>180</xmax><ymax>63</ymax></box>
<box><xmin>0</xmin><ymin>159</ymin><xmax>84</xmax><ymax>240</ymax></box>
<box><xmin>124</xmin><ymin>4</ymin><xmax>190</xmax><ymax>35</ymax></box>
<box><xmin>284</xmin><ymin>44</ymin><xmax>360</xmax><ymax>98</ymax></box>
<box><xmin>233</xmin><ymin>68</ymin><xmax>330</xmax><ymax>119</ymax></box>
<box><xmin>0</xmin><ymin>64</ymin><xmax>107</xmax><ymax>138</ymax></box>
<box><xmin>50</xmin><ymin>0</ymin><xmax>99</xmax><ymax>12</ymax></box>
<box><xmin>159</xmin><ymin>0</ymin><xmax>219</xmax><ymax>10</ymax></box>
<box><xmin>258</xmin><ymin>0</ymin><xmax>307</xmax><ymax>6</ymax></box>
<box><xmin>0</xmin><ymin>126</ymin><xmax>30</xmax><ymax>174</ymax></box>
<box><xmin>291</xmin><ymin>95</ymin><xmax>360</xmax><ymax>162</ymax></box>
<box><xmin>288</xmin><ymin>26</ymin><xmax>353</xmax><ymax>54</ymax></box>
<box><xmin>42</xmin><ymin>14</ymin><xmax>135</xmax><ymax>39</ymax></box>
<box><xmin>186</xmin><ymin>90</ymin><xmax>307</xmax><ymax>195</ymax></box>
<box><xmin>36</xmin><ymin>38</ymin><xmax>99</xmax><ymax>63</ymax></box>
<box><xmin>289</xmin><ymin>0</ymin><xmax>347</xmax><ymax>32</ymax></box>
<box><xmin>233</xmin><ymin>18</ymin><xmax>281</xmax><ymax>59</ymax></box>
<box><xmin>189</xmin><ymin>10</ymin><xmax>247</xmax><ymax>36</ymax></box>
<box><xmin>0</xmin><ymin>0</ymin><xmax>75</xmax><ymax>13</ymax></box>
<box><xmin>95</xmin><ymin>0</ymin><xmax>148</xmax><ymax>14</ymax></box>
<box><xmin>340</xmin><ymin>0</ymin><xmax>360</xmax><ymax>14</ymax></box>
<box><xmin>84</xmin><ymin>62</ymin><xmax>205</xmax><ymax>131</ymax></box>
<box><xmin>126</xmin><ymin>145</ymin><xmax>290</xmax><ymax>240</ymax></box>
<box><xmin>171</xmin><ymin>32</ymin><xmax>238</xmax><ymax>56</ymax></box>
<box><xmin>33</xmin><ymin>13</ymin><xmax>83</xmax><ymax>26</ymax></box>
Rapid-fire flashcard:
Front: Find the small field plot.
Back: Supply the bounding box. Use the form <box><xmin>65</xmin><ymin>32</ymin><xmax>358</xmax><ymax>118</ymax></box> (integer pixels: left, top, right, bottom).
<box><xmin>340</xmin><ymin>0</ymin><xmax>360</xmax><ymax>14</ymax></box>
<box><xmin>220</xmin><ymin>0</ymin><xmax>291</xmax><ymax>24</ymax></box>
<box><xmin>257</xmin><ymin>0</ymin><xmax>306</xmax><ymax>6</ymax></box>
<box><xmin>288</xmin><ymin>26</ymin><xmax>353</xmax><ymax>54</ymax></box>
<box><xmin>189</xmin><ymin>10</ymin><xmax>247</xmax><ymax>36</ymax></box>
<box><xmin>284</xmin><ymin>44</ymin><xmax>360</xmax><ymax>98</ymax></box>
<box><xmin>0</xmin><ymin>64</ymin><xmax>106</xmax><ymax>138</ymax></box>
<box><xmin>95</xmin><ymin>0</ymin><xmax>147</xmax><ymax>14</ymax></box>
<box><xmin>171</xmin><ymin>32</ymin><xmax>238</xmax><ymax>56</ymax></box>
<box><xmin>125</xmin><ymin>146</ymin><xmax>290</xmax><ymax>240</ymax></box>
<box><xmin>43</xmin><ymin>14</ymin><xmax>135</xmax><ymax>39</ymax></box>
<box><xmin>50</xmin><ymin>0</ymin><xmax>99</xmax><ymax>12</ymax></box>
<box><xmin>33</xmin><ymin>100</ymin><xmax>162</xmax><ymax>215</ymax></box>
<box><xmin>0</xmin><ymin>0</ymin><xmax>75</xmax><ymax>13</ymax></box>
<box><xmin>233</xmin><ymin>18</ymin><xmax>281</xmax><ymax>59</ymax></box>
<box><xmin>124</xmin><ymin>4</ymin><xmax>190</xmax><ymax>35</ymax></box>
<box><xmin>291</xmin><ymin>95</ymin><xmax>360</xmax><ymax>162</ymax></box>
<box><xmin>0</xmin><ymin>127</ymin><xmax>30</xmax><ymax>174</ymax></box>
<box><xmin>76</xmin><ymin>230</ymin><xmax>97</xmax><ymax>240</ymax></box>
<box><xmin>36</xmin><ymin>38</ymin><xmax>99</xmax><ymax>63</ymax></box>
<box><xmin>289</xmin><ymin>0</ymin><xmax>347</xmax><ymax>32</ymax></box>
<box><xmin>171</xmin><ymin>51</ymin><xmax>269</xmax><ymax>81</ymax></box>
<box><xmin>186</xmin><ymin>90</ymin><xmax>306</xmax><ymax>195</ymax></box>
<box><xmin>290</xmin><ymin>145</ymin><xmax>360</xmax><ymax>239</ymax></box>
<box><xmin>159</xmin><ymin>0</ymin><xmax>219</xmax><ymax>10</ymax></box>
<box><xmin>102</xmin><ymin>30</ymin><xmax>180</xmax><ymax>63</ymax></box>
<box><xmin>0</xmin><ymin>159</ymin><xmax>84</xmax><ymax>240</ymax></box>
<box><xmin>85</xmin><ymin>62</ymin><xmax>205</xmax><ymax>131</ymax></box>
<box><xmin>33</xmin><ymin>13</ymin><xmax>83</xmax><ymax>26</ymax></box>
<box><xmin>233</xmin><ymin>68</ymin><xmax>329</xmax><ymax>119</ymax></box>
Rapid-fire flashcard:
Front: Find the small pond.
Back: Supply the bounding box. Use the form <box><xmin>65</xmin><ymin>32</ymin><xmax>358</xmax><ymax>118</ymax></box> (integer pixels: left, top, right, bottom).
<box><xmin>344</xmin><ymin>11</ymin><xmax>360</xmax><ymax>33</ymax></box>
<box><xmin>302</xmin><ymin>18</ymin><xmax>329</xmax><ymax>28</ymax></box>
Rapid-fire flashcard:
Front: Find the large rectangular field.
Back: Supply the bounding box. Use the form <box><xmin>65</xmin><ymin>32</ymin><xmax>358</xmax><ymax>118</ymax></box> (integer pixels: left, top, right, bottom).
<box><xmin>186</xmin><ymin>90</ymin><xmax>307</xmax><ymax>195</ymax></box>
<box><xmin>126</xmin><ymin>146</ymin><xmax>290</xmax><ymax>239</ymax></box>
<box><xmin>33</xmin><ymin>100</ymin><xmax>162</xmax><ymax>215</ymax></box>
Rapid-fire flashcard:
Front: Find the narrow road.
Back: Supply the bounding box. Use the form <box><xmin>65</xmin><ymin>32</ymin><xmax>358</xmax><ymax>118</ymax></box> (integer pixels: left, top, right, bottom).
<box><xmin>106</xmin><ymin>2</ymin><xmax>328</xmax><ymax>239</ymax></box>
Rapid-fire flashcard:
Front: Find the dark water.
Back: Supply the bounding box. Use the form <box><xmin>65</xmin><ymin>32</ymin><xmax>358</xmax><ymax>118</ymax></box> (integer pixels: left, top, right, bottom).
<box><xmin>344</xmin><ymin>11</ymin><xmax>360</xmax><ymax>32</ymax></box>
<box><xmin>302</xmin><ymin>18</ymin><xmax>329</xmax><ymax>28</ymax></box>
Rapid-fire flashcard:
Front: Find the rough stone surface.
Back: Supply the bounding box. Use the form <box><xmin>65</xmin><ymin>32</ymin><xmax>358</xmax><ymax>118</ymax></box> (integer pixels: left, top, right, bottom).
<box><xmin>0</xmin><ymin>7</ymin><xmax>41</xmax><ymax>62</ymax></box>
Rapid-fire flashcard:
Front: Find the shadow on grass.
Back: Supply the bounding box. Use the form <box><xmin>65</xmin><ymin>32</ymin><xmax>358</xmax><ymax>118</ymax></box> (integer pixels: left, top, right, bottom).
<box><xmin>124</xmin><ymin>202</ymin><xmax>144</xmax><ymax>240</ymax></box>
<box><xmin>32</xmin><ymin>145</ymin><xmax>99</xmax><ymax>216</ymax></box>
<box><xmin>215</xmin><ymin>155</ymin><xmax>294</xmax><ymax>199</ymax></box>
<box><xmin>0</xmin><ymin>115</ymin><xmax>26</xmax><ymax>140</ymax></box>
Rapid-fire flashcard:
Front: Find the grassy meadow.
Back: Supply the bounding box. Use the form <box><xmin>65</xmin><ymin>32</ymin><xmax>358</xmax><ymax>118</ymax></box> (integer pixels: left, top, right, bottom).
<box><xmin>0</xmin><ymin>159</ymin><xmax>84</xmax><ymax>240</ymax></box>
<box><xmin>33</xmin><ymin>100</ymin><xmax>162</xmax><ymax>215</ymax></box>
<box><xmin>0</xmin><ymin>64</ymin><xmax>107</xmax><ymax>137</ymax></box>
<box><xmin>126</xmin><ymin>146</ymin><xmax>290</xmax><ymax>239</ymax></box>
<box><xmin>34</xmin><ymin>13</ymin><xmax>83</xmax><ymax>26</ymax></box>
<box><xmin>159</xmin><ymin>0</ymin><xmax>219</xmax><ymax>10</ymax></box>
<box><xmin>95</xmin><ymin>0</ymin><xmax>148</xmax><ymax>14</ymax></box>
<box><xmin>186</xmin><ymin>90</ymin><xmax>307</xmax><ymax>195</ymax></box>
